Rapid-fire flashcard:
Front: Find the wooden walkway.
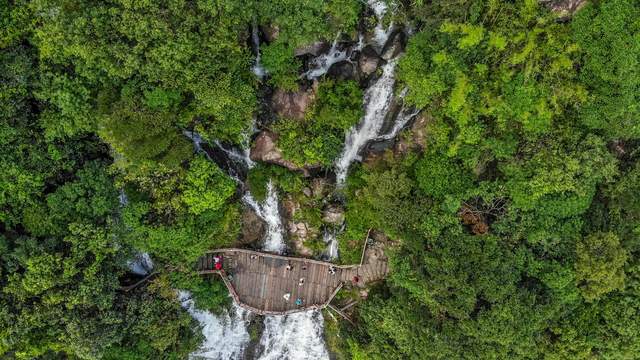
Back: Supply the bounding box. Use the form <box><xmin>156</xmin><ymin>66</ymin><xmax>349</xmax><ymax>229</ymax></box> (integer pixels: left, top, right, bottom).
<box><xmin>196</xmin><ymin>247</ymin><xmax>387</xmax><ymax>315</ymax></box>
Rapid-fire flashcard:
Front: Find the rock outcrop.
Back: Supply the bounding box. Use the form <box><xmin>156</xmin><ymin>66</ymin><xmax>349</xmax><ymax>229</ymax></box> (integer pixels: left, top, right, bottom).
<box><xmin>250</xmin><ymin>131</ymin><xmax>312</xmax><ymax>176</ymax></box>
<box><xmin>270</xmin><ymin>84</ymin><xmax>317</xmax><ymax>120</ymax></box>
<box><xmin>358</xmin><ymin>46</ymin><xmax>382</xmax><ymax>77</ymax></box>
<box><xmin>240</xmin><ymin>207</ymin><xmax>266</xmax><ymax>246</ymax></box>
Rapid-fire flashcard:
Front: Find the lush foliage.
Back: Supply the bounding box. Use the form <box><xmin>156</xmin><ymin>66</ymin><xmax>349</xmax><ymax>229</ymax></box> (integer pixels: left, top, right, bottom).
<box><xmin>276</xmin><ymin>80</ymin><xmax>364</xmax><ymax>167</ymax></box>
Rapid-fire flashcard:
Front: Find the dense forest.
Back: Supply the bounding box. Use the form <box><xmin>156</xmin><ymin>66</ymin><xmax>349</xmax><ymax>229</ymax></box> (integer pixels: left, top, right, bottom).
<box><xmin>1</xmin><ymin>0</ymin><xmax>639</xmax><ymax>359</ymax></box>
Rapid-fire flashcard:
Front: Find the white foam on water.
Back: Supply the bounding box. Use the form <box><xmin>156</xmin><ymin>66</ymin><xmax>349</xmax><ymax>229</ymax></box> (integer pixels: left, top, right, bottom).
<box><xmin>243</xmin><ymin>180</ymin><xmax>286</xmax><ymax>254</ymax></box>
<box><xmin>335</xmin><ymin>59</ymin><xmax>399</xmax><ymax>185</ymax></box>
<box><xmin>257</xmin><ymin>310</ymin><xmax>330</xmax><ymax>360</ymax></box>
<box><xmin>376</xmin><ymin>88</ymin><xmax>420</xmax><ymax>141</ymax></box>
<box><xmin>127</xmin><ymin>252</ymin><xmax>153</xmax><ymax>276</ymax></box>
<box><xmin>252</xmin><ymin>24</ymin><xmax>267</xmax><ymax>80</ymax></box>
<box><xmin>303</xmin><ymin>36</ymin><xmax>350</xmax><ymax>80</ymax></box>
<box><xmin>322</xmin><ymin>229</ymin><xmax>339</xmax><ymax>260</ymax></box>
<box><xmin>214</xmin><ymin>140</ymin><xmax>256</xmax><ymax>169</ymax></box>
<box><xmin>368</xmin><ymin>0</ymin><xmax>394</xmax><ymax>49</ymax></box>
<box><xmin>178</xmin><ymin>291</ymin><xmax>251</xmax><ymax>360</ymax></box>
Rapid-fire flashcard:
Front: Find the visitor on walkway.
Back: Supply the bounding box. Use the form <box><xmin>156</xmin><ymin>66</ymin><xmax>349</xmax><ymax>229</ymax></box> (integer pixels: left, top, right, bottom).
<box><xmin>283</xmin><ymin>293</ymin><xmax>291</xmax><ymax>301</ymax></box>
<box><xmin>298</xmin><ymin>277</ymin><xmax>305</xmax><ymax>286</ymax></box>
<box><xmin>295</xmin><ymin>298</ymin><xmax>303</xmax><ymax>306</ymax></box>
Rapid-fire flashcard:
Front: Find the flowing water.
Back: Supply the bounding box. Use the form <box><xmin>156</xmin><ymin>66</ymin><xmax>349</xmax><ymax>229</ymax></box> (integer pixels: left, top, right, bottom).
<box><xmin>303</xmin><ymin>36</ymin><xmax>350</xmax><ymax>80</ymax></box>
<box><xmin>258</xmin><ymin>311</ymin><xmax>329</xmax><ymax>360</ymax></box>
<box><xmin>252</xmin><ymin>23</ymin><xmax>267</xmax><ymax>80</ymax></box>
<box><xmin>178</xmin><ymin>291</ymin><xmax>252</xmax><ymax>360</ymax></box>
<box><xmin>242</xmin><ymin>181</ymin><xmax>286</xmax><ymax>254</ymax></box>
<box><xmin>180</xmin><ymin>2</ymin><xmax>411</xmax><ymax>357</ymax></box>
<box><xmin>128</xmin><ymin>252</ymin><xmax>154</xmax><ymax>276</ymax></box>
<box><xmin>335</xmin><ymin>59</ymin><xmax>399</xmax><ymax>185</ymax></box>
<box><xmin>368</xmin><ymin>0</ymin><xmax>394</xmax><ymax>49</ymax></box>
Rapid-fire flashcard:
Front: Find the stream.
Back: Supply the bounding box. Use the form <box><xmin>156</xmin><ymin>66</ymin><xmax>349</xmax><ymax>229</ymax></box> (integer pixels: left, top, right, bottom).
<box><xmin>180</xmin><ymin>2</ymin><xmax>414</xmax><ymax>358</ymax></box>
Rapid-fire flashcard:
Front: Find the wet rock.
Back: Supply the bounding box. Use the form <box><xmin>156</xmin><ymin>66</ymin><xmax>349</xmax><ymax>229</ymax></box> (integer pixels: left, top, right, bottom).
<box><xmin>327</xmin><ymin>60</ymin><xmax>356</xmax><ymax>81</ymax></box>
<box><xmin>380</xmin><ymin>30</ymin><xmax>406</xmax><ymax>61</ymax></box>
<box><xmin>294</xmin><ymin>41</ymin><xmax>330</xmax><ymax>57</ymax></box>
<box><xmin>250</xmin><ymin>131</ymin><xmax>311</xmax><ymax>176</ymax></box>
<box><xmin>270</xmin><ymin>84</ymin><xmax>317</xmax><ymax>120</ymax></box>
<box><xmin>358</xmin><ymin>45</ymin><xmax>382</xmax><ymax>76</ymax></box>
<box><xmin>261</xmin><ymin>24</ymin><xmax>280</xmax><ymax>42</ymax></box>
<box><xmin>322</xmin><ymin>205</ymin><xmax>345</xmax><ymax>225</ymax></box>
<box><xmin>539</xmin><ymin>0</ymin><xmax>587</xmax><ymax>17</ymax></box>
<box><xmin>240</xmin><ymin>207</ymin><xmax>266</xmax><ymax>245</ymax></box>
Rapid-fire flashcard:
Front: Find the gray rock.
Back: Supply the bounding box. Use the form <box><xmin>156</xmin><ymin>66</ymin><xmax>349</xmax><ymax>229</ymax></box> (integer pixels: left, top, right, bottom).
<box><xmin>327</xmin><ymin>60</ymin><xmax>356</xmax><ymax>81</ymax></box>
<box><xmin>380</xmin><ymin>30</ymin><xmax>406</xmax><ymax>61</ymax></box>
<box><xmin>240</xmin><ymin>207</ymin><xmax>266</xmax><ymax>245</ymax></box>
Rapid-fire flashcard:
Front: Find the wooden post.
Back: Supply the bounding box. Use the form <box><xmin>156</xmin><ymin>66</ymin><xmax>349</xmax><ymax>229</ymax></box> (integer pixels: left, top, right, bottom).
<box><xmin>328</xmin><ymin>304</ymin><xmax>355</xmax><ymax>326</ymax></box>
<box><xmin>340</xmin><ymin>300</ymin><xmax>358</xmax><ymax>312</ymax></box>
<box><xmin>360</xmin><ymin>228</ymin><xmax>372</xmax><ymax>266</ymax></box>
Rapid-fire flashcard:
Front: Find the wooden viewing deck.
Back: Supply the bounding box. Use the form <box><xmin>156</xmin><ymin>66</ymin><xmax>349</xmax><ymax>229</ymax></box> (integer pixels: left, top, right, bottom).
<box><xmin>195</xmin><ymin>246</ymin><xmax>388</xmax><ymax>315</ymax></box>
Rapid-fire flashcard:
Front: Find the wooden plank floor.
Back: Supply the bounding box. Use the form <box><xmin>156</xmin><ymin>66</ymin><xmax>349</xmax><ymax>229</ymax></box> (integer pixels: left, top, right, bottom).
<box><xmin>195</xmin><ymin>248</ymin><xmax>388</xmax><ymax>315</ymax></box>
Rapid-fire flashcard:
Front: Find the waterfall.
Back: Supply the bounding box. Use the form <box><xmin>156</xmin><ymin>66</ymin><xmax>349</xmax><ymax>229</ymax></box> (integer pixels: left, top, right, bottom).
<box><xmin>250</xmin><ymin>184</ymin><xmax>330</xmax><ymax>360</ymax></box>
<box><xmin>128</xmin><ymin>252</ymin><xmax>154</xmax><ymax>276</ymax></box>
<box><xmin>258</xmin><ymin>311</ymin><xmax>329</xmax><ymax>360</ymax></box>
<box><xmin>368</xmin><ymin>0</ymin><xmax>394</xmax><ymax>50</ymax></box>
<box><xmin>252</xmin><ymin>23</ymin><xmax>266</xmax><ymax>80</ymax></box>
<box><xmin>335</xmin><ymin>59</ymin><xmax>399</xmax><ymax>185</ymax></box>
<box><xmin>178</xmin><ymin>291</ymin><xmax>252</xmax><ymax>360</ymax></box>
<box><xmin>214</xmin><ymin>140</ymin><xmax>256</xmax><ymax>169</ymax></box>
<box><xmin>303</xmin><ymin>36</ymin><xmax>349</xmax><ymax>80</ymax></box>
<box><xmin>376</xmin><ymin>88</ymin><xmax>419</xmax><ymax>141</ymax></box>
<box><xmin>322</xmin><ymin>229</ymin><xmax>339</xmax><ymax>261</ymax></box>
<box><xmin>242</xmin><ymin>181</ymin><xmax>286</xmax><ymax>254</ymax></box>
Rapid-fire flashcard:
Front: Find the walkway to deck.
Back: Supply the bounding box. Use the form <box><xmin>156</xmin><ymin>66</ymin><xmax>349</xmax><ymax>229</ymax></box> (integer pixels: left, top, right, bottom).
<box><xmin>196</xmin><ymin>246</ymin><xmax>387</xmax><ymax>315</ymax></box>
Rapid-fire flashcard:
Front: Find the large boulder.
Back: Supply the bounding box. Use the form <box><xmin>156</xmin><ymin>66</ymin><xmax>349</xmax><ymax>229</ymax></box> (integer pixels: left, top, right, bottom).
<box><xmin>327</xmin><ymin>60</ymin><xmax>356</xmax><ymax>81</ymax></box>
<box><xmin>322</xmin><ymin>205</ymin><xmax>345</xmax><ymax>225</ymax></box>
<box><xmin>250</xmin><ymin>131</ymin><xmax>311</xmax><ymax>176</ymax></box>
<box><xmin>380</xmin><ymin>30</ymin><xmax>406</xmax><ymax>61</ymax></box>
<box><xmin>270</xmin><ymin>84</ymin><xmax>317</xmax><ymax>120</ymax></box>
<box><xmin>240</xmin><ymin>207</ymin><xmax>266</xmax><ymax>246</ymax></box>
<box><xmin>393</xmin><ymin>112</ymin><xmax>430</xmax><ymax>155</ymax></box>
<box><xmin>358</xmin><ymin>45</ymin><xmax>382</xmax><ymax>76</ymax></box>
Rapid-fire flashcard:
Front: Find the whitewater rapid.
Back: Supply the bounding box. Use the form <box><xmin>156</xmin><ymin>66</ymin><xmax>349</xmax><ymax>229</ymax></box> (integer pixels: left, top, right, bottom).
<box><xmin>335</xmin><ymin>59</ymin><xmax>399</xmax><ymax>185</ymax></box>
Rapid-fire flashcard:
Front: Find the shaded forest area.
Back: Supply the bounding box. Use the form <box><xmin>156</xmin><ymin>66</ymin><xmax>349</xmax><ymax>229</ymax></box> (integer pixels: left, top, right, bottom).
<box><xmin>1</xmin><ymin>0</ymin><xmax>640</xmax><ymax>359</ymax></box>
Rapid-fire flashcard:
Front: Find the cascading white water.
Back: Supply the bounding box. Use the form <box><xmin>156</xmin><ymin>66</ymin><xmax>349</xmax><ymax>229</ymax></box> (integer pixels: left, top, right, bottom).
<box><xmin>322</xmin><ymin>229</ymin><xmax>339</xmax><ymax>261</ymax></box>
<box><xmin>303</xmin><ymin>36</ymin><xmax>349</xmax><ymax>80</ymax></box>
<box><xmin>248</xmin><ymin>183</ymin><xmax>330</xmax><ymax>360</ymax></box>
<box><xmin>214</xmin><ymin>140</ymin><xmax>256</xmax><ymax>169</ymax></box>
<box><xmin>242</xmin><ymin>181</ymin><xmax>285</xmax><ymax>254</ymax></box>
<box><xmin>368</xmin><ymin>0</ymin><xmax>394</xmax><ymax>49</ymax></box>
<box><xmin>258</xmin><ymin>311</ymin><xmax>329</xmax><ymax>360</ymax></box>
<box><xmin>335</xmin><ymin>59</ymin><xmax>399</xmax><ymax>185</ymax></box>
<box><xmin>252</xmin><ymin>24</ymin><xmax>267</xmax><ymax>80</ymax></box>
<box><xmin>178</xmin><ymin>291</ymin><xmax>252</xmax><ymax>360</ymax></box>
<box><xmin>128</xmin><ymin>252</ymin><xmax>154</xmax><ymax>276</ymax></box>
